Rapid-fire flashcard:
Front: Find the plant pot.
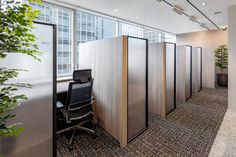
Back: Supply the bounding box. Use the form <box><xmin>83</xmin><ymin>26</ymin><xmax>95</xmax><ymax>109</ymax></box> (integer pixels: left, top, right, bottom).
<box><xmin>217</xmin><ymin>73</ymin><xmax>228</xmax><ymax>87</ymax></box>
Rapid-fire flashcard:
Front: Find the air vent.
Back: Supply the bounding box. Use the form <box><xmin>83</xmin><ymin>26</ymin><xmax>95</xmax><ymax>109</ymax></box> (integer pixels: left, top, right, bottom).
<box><xmin>214</xmin><ymin>11</ymin><xmax>222</xmax><ymax>15</ymax></box>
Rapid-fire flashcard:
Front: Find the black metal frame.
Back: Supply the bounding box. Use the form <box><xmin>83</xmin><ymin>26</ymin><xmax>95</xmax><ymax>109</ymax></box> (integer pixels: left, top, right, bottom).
<box><xmin>34</xmin><ymin>21</ymin><xmax>57</xmax><ymax>157</ymax></box>
<box><xmin>197</xmin><ymin>47</ymin><xmax>203</xmax><ymax>91</ymax></box>
<box><xmin>186</xmin><ymin>0</ymin><xmax>220</xmax><ymax>30</ymax></box>
<box><xmin>185</xmin><ymin>45</ymin><xmax>193</xmax><ymax>100</ymax></box>
<box><xmin>127</xmin><ymin>36</ymin><xmax>148</xmax><ymax>143</ymax></box>
<box><xmin>165</xmin><ymin>42</ymin><xmax>177</xmax><ymax>115</ymax></box>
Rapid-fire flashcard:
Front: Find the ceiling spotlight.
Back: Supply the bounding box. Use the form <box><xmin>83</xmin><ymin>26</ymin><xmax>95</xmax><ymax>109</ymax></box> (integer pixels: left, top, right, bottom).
<box><xmin>189</xmin><ymin>16</ymin><xmax>198</xmax><ymax>22</ymax></box>
<box><xmin>136</xmin><ymin>16</ymin><xmax>140</xmax><ymax>19</ymax></box>
<box><xmin>202</xmin><ymin>2</ymin><xmax>206</xmax><ymax>6</ymax></box>
<box><xmin>114</xmin><ymin>9</ymin><xmax>118</xmax><ymax>12</ymax></box>
<box><xmin>221</xmin><ymin>26</ymin><xmax>227</xmax><ymax>31</ymax></box>
<box><xmin>173</xmin><ymin>5</ymin><xmax>184</xmax><ymax>15</ymax></box>
<box><xmin>156</xmin><ymin>0</ymin><xmax>163</xmax><ymax>2</ymax></box>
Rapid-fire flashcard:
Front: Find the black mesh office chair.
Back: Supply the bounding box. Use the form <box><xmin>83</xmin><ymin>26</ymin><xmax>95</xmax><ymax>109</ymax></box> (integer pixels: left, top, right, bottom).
<box><xmin>57</xmin><ymin>69</ymin><xmax>96</xmax><ymax>150</ymax></box>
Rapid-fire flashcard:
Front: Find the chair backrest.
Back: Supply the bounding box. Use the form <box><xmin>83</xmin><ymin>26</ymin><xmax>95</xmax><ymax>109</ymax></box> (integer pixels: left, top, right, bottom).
<box><xmin>66</xmin><ymin>70</ymin><xmax>93</xmax><ymax>109</ymax></box>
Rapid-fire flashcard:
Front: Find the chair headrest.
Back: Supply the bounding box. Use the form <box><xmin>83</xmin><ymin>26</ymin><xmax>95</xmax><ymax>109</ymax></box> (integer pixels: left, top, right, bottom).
<box><xmin>73</xmin><ymin>69</ymin><xmax>92</xmax><ymax>83</ymax></box>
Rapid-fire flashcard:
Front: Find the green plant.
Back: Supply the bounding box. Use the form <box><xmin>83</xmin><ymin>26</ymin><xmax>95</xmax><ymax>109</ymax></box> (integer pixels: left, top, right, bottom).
<box><xmin>215</xmin><ymin>45</ymin><xmax>228</xmax><ymax>74</ymax></box>
<box><xmin>0</xmin><ymin>0</ymin><xmax>41</xmax><ymax>137</ymax></box>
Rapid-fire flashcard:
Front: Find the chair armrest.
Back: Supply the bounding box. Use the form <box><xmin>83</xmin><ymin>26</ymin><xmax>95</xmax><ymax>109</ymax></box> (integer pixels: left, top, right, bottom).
<box><xmin>68</xmin><ymin>102</ymin><xmax>93</xmax><ymax>111</ymax></box>
<box><xmin>57</xmin><ymin>101</ymin><xmax>64</xmax><ymax>109</ymax></box>
<box><xmin>69</xmin><ymin>97</ymin><xmax>95</xmax><ymax>107</ymax></box>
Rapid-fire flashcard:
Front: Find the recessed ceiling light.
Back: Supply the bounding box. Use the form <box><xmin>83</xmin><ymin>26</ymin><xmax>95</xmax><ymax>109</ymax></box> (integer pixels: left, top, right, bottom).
<box><xmin>136</xmin><ymin>16</ymin><xmax>139</xmax><ymax>19</ymax></box>
<box><xmin>114</xmin><ymin>9</ymin><xmax>118</xmax><ymax>12</ymax></box>
<box><xmin>202</xmin><ymin>2</ymin><xmax>206</xmax><ymax>6</ymax></box>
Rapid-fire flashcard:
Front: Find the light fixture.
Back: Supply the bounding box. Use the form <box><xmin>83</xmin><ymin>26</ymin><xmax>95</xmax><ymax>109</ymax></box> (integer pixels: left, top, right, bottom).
<box><xmin>189</xmin><ymin>16</ymin><xmax>198</xmax><ymax>22</ymax></box>
<box><xmin>114</xmin><ymin>9</ymin><xmax>118</xmax><ymax>12</ymax></box>
<box><xmin>136</xmin><ymin>16</ymin><xmax>140</xmax><ymax>19</ymax></box>
<box><xmin>221</xmin><ymin>26</ymin><xmax>227</xmax><ymax>31</ymax></box>
<box><xmin>172</xmin><ymin>5</ymin><xmax>184</xmax><ymax>15</ymax></box>
<box><xmin>202</xmin><ymin>2</ymin><xmax>206</xmax><ymax>6</ymax></box>
<box><xmin>200</xmin><ymin>23</ymin><xmax>206</xmax><ymax>28</ymax></box>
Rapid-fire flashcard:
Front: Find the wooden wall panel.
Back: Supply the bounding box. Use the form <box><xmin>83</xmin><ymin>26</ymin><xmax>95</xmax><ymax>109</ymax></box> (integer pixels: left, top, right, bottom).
<box><xmin>202</xmin><ymin>48</ymin><xmax>215</xmax><ymax>88</ymax></box>
<box><xmin>79</xmin><ymin>36</ymin><xmax>128</xmax><ymax>146</ymax></box>
<box><xmin>148</xmin><ymin>43</ymin><xmax>166</xmax><ymax>117</ymax></box>
<box><xmin>176</xmin><ymin>46</ymin><xmax>186</xmax><ymax>103</ymax></box>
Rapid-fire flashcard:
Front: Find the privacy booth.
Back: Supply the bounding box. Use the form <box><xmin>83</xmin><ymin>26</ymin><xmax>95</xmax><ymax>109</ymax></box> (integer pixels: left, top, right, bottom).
<box><xmin>148</xmin><ymin>42</ymin><xmax>176</xmax><ymax>118</ymax></box>
<box><xmin>176</xmin><ymin>45</ymin><xmax>192</xmax><ymax>103</ymax></box>
<box><xmin>192</xmin><ymin>47</ymin><xmax>202</xmax><ymax>93</ymax></box>
<box><xmin>78</xmin><ymin>36</ymin><xmax>148</xmax><ymax>147</ymax></box>
<box><xmin>0</xmin><ymin>22</ymin><xmax>56</xmax><ymax>157</ymax></box>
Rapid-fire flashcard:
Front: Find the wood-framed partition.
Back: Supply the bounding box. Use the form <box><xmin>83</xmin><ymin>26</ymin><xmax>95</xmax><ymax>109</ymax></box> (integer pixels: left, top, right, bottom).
<box><xmin>78</xmin><ymin>36</ymin><xmax>148</xmax><ymax>147</ymax></box>
<box><xmin>176</xmin><ymin>45</ymin><xmax>193</xmax><ymax>103</ymax></box>
<box><xmin>148</xmin><ymin>42</ymin><xmax>176</xmax><ymax>117</ymax></box>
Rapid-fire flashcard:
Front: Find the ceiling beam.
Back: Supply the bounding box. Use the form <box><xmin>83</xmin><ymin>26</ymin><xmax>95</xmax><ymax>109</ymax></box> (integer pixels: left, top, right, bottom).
<box><xmin>186</xmin><ymin>0</ymin><xmax>221</xmax><ymax>30</ymax></box>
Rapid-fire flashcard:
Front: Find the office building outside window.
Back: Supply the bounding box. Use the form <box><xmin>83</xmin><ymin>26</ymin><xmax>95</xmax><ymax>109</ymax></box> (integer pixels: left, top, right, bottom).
<box><xmin>75</xmin><ymin>11</ymin><xmax>117</xmax><ymax>68</ymax></box>
<box><xmin>119</xmin><ymin>22</ymin><xmax>144</xmax><ymax>38</ymax></box>
<box><xmin>29</xmin><ymin>1</ymin><xmax>176</xmax><ymax>78</ymax></box>
<box><xmin>30</xmin><ymin>2</ymin><xmax>73</xmax><ymax>77</ymax></box>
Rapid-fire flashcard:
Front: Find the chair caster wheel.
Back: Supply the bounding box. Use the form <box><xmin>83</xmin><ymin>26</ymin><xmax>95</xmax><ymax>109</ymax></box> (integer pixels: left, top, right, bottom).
<box><xmin>92</xmin><ymin>133</ymin><xmax>98</xmax><ymax>139</ymax></box>
<box><xmin>67</xmin><ymin>145</ymin><xmax>74</xmax><ymax>151</ymax></box>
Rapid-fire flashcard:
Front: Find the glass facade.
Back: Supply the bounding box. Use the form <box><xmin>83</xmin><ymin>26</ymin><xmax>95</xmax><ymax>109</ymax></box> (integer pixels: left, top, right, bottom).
<box><xmin>29</xmin><ymin>1</ymin><xmax>176</xmax><ymax>77</ymax></box>
<box><xmin>30</xmin><ymin>2</ymin><xmax>73</xmax><ymax>77</ymax></box>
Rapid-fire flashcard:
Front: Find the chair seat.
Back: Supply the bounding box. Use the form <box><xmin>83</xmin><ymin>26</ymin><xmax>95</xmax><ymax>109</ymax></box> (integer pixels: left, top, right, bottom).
<box><xmin>60</xmin><ymin>105</ymin><xmax>93</xmax><ymax>122</ymax></box>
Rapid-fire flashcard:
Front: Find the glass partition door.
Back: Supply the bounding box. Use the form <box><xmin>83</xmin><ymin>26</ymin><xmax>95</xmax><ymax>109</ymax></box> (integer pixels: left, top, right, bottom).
<box><xmin>185</xmin><ymin>46</ymin><xmax>192</xmax><ymax>100</ymax></box>
<box><xmin>165</xmin><ymin>43</ymin><xmax>176</xmax><ymax>114</ymax></box>
<box><xmin>0</xmin><ymin>22</ymin><xmax>56</xmax><ymax>157</ymax></box>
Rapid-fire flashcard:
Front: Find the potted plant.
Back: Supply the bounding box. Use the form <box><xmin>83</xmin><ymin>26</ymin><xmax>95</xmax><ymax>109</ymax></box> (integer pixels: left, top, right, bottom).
<box><xmin>0</xmin><ymin>0</ymin><xmax>41</xmax><ymax>141</ymax></box>
<box><xmin>215</xmin><ymin>45</ymin><xmax>228</xmax><ymax>87</ymax></box>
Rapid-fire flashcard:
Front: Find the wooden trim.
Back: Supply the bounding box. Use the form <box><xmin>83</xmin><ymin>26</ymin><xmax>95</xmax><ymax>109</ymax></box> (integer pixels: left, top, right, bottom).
<box><xmin>120</xmin><ymin>36</ymin><xmax>128</xmax><ymax>147</ymax></box>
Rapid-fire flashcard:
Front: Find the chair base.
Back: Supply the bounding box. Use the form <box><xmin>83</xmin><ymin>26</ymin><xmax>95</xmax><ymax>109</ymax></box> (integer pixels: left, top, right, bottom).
<box><xmin>57</xmin><ymin>121</ymin><xmax>98</xmax><ymax>151</ymax></box>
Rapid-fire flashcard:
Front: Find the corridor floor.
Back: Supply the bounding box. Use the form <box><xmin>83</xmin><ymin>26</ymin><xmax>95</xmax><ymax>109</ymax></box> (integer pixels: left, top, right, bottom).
<box><xmin>57</xmin><ymin>88</ymin><xmax>228</xmax><ymax>157</ymax></box>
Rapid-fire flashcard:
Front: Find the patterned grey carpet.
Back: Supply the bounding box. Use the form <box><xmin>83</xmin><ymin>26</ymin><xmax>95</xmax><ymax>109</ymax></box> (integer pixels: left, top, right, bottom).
<box><xmin>57</xmin><ymin>88</ymin><xmax>228</xmax><ymax>157</ymax></box>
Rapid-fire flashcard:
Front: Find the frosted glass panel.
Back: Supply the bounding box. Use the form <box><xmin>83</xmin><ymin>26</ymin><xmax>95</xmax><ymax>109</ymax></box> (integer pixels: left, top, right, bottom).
<box><xmin>197</xmin><ymin>48</ymin><xmax>202</xmax><ymax>91</ymax></box>
<box><xmin>192</xmin><ymin>47</ymin><xmax>198</xmax><ymax>94</ymax></box>
<box><xmin>128</xmin><ymin>37</ymin><xmax>147</xmax><ymax>141</ymax></box>
<box><xmin>185</xmin><ymin>46</ymin><xmax>191</xmax><ymax>99</ymax></box>
<box><xmin>0</xmin><ymin>23</ymin><xmax>54</xmax><ymax>157</ymax></box>
<box><xmin>166</xmin><ymin>43</ymin><xmax>175</xmax><ymax>113</ymax></box>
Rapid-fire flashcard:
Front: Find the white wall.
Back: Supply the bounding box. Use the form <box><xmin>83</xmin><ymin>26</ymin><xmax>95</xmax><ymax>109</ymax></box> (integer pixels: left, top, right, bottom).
<box><xmin>228</xmin><ymin>5</ymin><xmax>236</xmax><ymax>111</ymax></box>
<box><xmin>176</xmin><ymin>29</ymin><xmax>228</xmax><ymax>48</ymax></box>
<box><xmin>177</xmin><ymin>29</ymin><xmax>228</xmax><ymax>88</ymax></box>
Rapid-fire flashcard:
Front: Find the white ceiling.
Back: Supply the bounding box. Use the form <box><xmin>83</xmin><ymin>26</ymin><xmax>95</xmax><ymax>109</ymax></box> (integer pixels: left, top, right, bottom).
<box><xmin>54</xmin><ymin>0</ymin><xmax>236</xmax><ymax>34</ymax></box>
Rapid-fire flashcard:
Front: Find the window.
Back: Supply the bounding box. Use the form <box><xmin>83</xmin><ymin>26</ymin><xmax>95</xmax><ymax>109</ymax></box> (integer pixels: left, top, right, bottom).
<box><xmin>119</xmin><ymin>22</ymin><xmax>144</xmax><ymax>38</ymax></box>
<box><xmin>75</xmin><ymin>11</ymin><xmax>117</xmax><ymax>68</ymax></box>
<box><xmin>29</xmin><ymin>1</ymin><xmax>176</xmax><ymax>78</ymax></box>
<box><xmin>30</xmin><ymin>2</ymin><xmax>73</xmax><ymax>77</ymax></box>
<box><xmin>144</xmin><ymin>28</ymin><xmax>162</xmax><ymax>43</ymax></box>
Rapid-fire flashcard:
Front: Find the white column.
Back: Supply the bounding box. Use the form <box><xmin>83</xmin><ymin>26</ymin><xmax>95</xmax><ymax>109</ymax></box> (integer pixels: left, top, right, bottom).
<box><xmin>228</xmin><ymin>5</ymin><xmax>236</xmax><ymax>111</ymax></box>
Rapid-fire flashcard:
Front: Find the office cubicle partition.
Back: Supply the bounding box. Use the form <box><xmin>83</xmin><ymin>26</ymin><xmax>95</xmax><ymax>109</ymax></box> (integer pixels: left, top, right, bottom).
<box><xmin>186</xmin><ymin>46</ymin><xmax>193</xmax><ymax>100</ymax></box>
<box><xmin>176</xmin><ymin>45</ymin><xmax>193</xmax><ymax>103</ymax></box>
<box><xmin>127</xmin><ymin>37</ymin><xmax>148</xmax><ymax>142</ymax></box>
<box><xmin>148</xmin><ymin>42</ymin><xmax>176</xmax><ymax>117</ymax></box>
<box><xmin>197</xmin><ymin>47</ymin><xmax>203</xmax><ymax>91</ymax></box>
<box><xmin>0</xmin><ymin>22</ymin><xmax>56</xmax><ymax>157</ymax></box>
<box><xmin>79</xmin><ymin>36</ymin><xmax>148</xmax><ymax>147</ymax></box>
<box><xmin>165</xmin><ymin>42</ymin><xmax>176</xmax><ymax>115</ymax></box>
<box><xmin>192</xmin><ymin>47</ymin><xmax>202</xmax><ymax>94</ymax></box>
